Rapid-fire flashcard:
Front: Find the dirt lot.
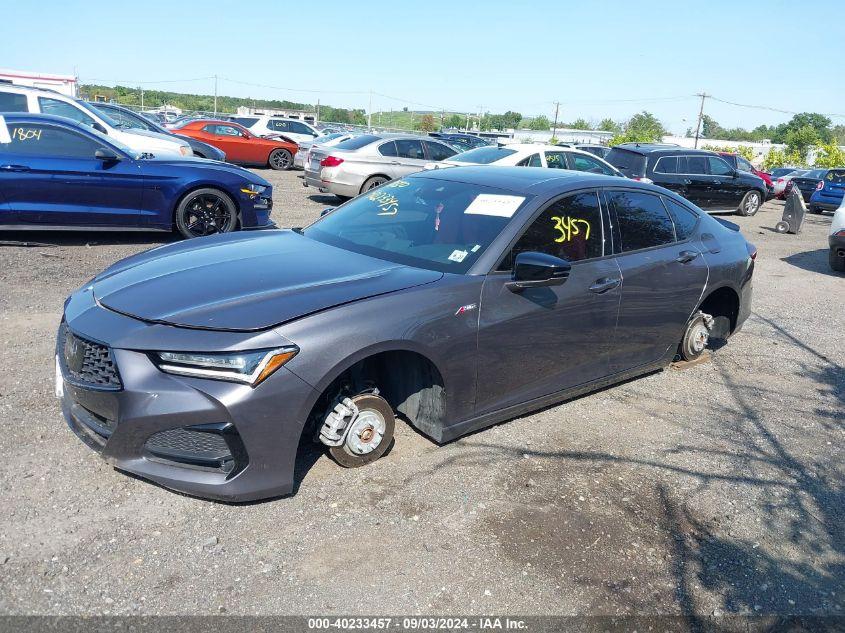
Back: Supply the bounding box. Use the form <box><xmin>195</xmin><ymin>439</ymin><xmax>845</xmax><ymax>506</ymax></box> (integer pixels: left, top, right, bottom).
<box><xmin>0</xmin><ymin>169</ymin><xmax>842</xmax><ymax>619</ymax></box>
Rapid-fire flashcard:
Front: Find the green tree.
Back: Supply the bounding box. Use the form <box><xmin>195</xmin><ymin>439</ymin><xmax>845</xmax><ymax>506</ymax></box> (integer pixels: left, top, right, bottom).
<box><xmin>772</xmin><ymin>112</ymin><xmax>832</xmax><ymax>144</ymax></box>
<box><xmin>569</xmin><ymin>118</ymin><xmax>591</xmax><ymax>130</ymax></box>
<box><xmin>530</xmin><ymin>115</ymin><xmax>551</xmax><ymax>130</ymax></box>
<box><xmin>700</xmin><ymin>114</ymin><xmax>723</xmax><ymax>139</ymax></box>
<box><xmin>444</xmin><ymin>114</ymin><xmax>463</xmax><ymax>129</ymax></box>
<box><xmin>813</xmin><ymin>140</ymin><xmax>845</xmax><ymax>168</ymax></box>
<box><xmin>609</xmin><ymin>111</ymin><xmax>667</xmax><ymax>145</ymax></box>
<box><xmin>785</xmin><ymin>124</ymin><xmax>822</xmax><ymax>160</ymax></box>
<box><xmin>416</xmin><ymin>114</ymin><xmax>438</xmax><ymax>132</ymax></box>
<box><xmin>702</xmin><ymin>144</ymin><xmax>755</xmax><ymax>161</ymax></box>
<box><xmin>598</xmin><ymin>118</ymin><xmax>620</xmax><ymax>134</ymax></box>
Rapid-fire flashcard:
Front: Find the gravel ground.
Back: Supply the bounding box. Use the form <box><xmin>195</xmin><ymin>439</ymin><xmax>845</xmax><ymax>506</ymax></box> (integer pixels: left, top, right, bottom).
<box><xmin>0</xmin><ymin>169</ymin><xmax>842</xmax><ymax>620</ymax></box>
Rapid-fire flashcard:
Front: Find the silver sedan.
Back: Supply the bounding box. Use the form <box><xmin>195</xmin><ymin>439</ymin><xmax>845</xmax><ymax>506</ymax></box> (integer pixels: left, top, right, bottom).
<box><xmin>304</xmin><ymin>133</ymin><xmax>459</xmax><ymax>199</ymax></box>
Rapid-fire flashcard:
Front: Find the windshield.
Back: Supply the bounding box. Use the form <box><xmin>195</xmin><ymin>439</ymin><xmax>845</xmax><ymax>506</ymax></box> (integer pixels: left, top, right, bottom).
<box><xmin>75</xmin><ymin>100</ymin><xmax>122</xmax><ymax>129</ymax></box>
<box><xmin>303</xmin><ymin>177</ymin><xmax>529</xmax><ymax>274</ymax></box>
<box><xmin>449</xmin><ymin>146</ymin><xmax>517</xmax><ymax>164</ymax></box>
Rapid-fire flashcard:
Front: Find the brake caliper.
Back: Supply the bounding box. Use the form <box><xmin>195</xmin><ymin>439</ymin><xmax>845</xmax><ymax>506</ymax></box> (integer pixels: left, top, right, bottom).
<box><xmin>319</xmin><ymin>397</ymin><xmax>359</xmax><ymax>447</ymax></box>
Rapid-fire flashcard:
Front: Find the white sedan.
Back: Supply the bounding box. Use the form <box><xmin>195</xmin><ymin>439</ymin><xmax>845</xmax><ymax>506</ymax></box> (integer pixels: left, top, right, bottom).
<box><xmin>426</xmin><ymin>143</ymin><xmax>623</xmax><ymax>177</ymax></box>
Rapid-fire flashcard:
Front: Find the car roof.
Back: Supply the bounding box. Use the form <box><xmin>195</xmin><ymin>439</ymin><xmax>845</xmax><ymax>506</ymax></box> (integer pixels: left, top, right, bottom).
<box><xmin>409</xmin><ymin>165</ymin><xmax>648</xmax><ymax>196</ymax></box>
<box><xmin>0</xmin><ymin>84</ymin><xmax>67</xmax><ymax>97</ymax></box>
<box><xmin>612</xmin><ymin>143</ymin><xmax>713</xmax><ymax>155</ymax></box>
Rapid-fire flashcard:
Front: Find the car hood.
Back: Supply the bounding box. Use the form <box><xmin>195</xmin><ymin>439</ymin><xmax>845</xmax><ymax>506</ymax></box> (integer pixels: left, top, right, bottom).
<box><xmin>93</xmin><ymin>230</ymin><xmax>442</xmax><ymax>331</ymax></box>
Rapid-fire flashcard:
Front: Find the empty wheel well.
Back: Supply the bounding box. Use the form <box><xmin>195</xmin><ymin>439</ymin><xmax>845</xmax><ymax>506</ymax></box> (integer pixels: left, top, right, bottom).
<box><xmin>306</xmin><ymin>350</ymin><xmax>446</xmax><ymax>439</ymax></box>
<box><xmin>699</xmin><ymin>286</ymin><xmax>740</xmax><ymax>338</ymax></box>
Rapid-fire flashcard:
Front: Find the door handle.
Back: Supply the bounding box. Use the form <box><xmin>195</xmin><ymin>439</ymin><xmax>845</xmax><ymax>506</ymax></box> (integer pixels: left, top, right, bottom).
<box><xmin>0</xmin><ymin>164</ymin><xmax>31</xmax><ymax>172</ymax></box>
<box><xmin>676</xmin><ymin>250</ymin><xmax>698</xmax><ymax>264</ymax></box>
<box><xmin>683</xmin><ymin>178</ymin><xmax>692</xmax><ymax>185</ymax></box>
<box><xmin>390</xmin><ymin>160</ymin><xmax>400</xmax><ymax>165</ymax></box>
<box><xmin>589</xmin><ymin>277</ymin><xmax>620</xmax><ymax>294</ymax></box>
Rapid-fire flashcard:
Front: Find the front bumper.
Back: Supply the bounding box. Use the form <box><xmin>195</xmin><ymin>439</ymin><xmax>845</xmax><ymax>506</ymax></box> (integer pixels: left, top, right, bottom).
<box><xmin>57</xmin><ymin>290</ymin><xmax>319</xmax><ymax>502</ymax></box>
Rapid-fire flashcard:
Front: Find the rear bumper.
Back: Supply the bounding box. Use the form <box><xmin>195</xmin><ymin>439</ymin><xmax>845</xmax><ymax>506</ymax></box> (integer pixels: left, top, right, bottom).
<box><xmin>303</xmin><ymin>167</ymin><xmax>360</xmax><ymax>197</ymax></box>
<box><xmin>57</xmin><ymin>292</ymin><xmax>319</xmax><ymax>502</ymax></box>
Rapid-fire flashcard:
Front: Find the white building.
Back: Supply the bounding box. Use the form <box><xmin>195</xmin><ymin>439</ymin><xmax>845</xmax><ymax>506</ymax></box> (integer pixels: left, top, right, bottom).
<box><xmin>0</xmin><ymin>68</ymin><xmax>77</xmax><ymax>97</ymax></box>
<box><xmin>236</xmin><ymin>105</ymin><xmax>315</xmax><ymax>123</ymax></box>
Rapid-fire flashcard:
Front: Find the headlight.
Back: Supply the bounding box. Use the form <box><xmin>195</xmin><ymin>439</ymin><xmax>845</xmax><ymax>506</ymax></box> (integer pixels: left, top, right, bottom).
<box><xmin>153</xmin><ymin>347</ymin><xmax>298</xmax><ymax>386</ymax></box>
<box><xmin>179</xmin><ymin>145</ymin><xmax>192</xmax><ymax>157</ymax></box>
<box><xmin>241</xmin><ymin>183</ymin><xmax>268</xmax><ymax>196</ymax></box>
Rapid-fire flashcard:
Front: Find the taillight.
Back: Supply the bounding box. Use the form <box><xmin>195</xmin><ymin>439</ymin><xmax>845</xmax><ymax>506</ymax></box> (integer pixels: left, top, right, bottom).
<box><xmin>320</xmin><ymin>155</ymin><xmax>344</xmax><ymax>168</ymax></box>
<box><xmin>746</xmin><ymin>242</ymin><xmax>757</xmax><ymax>261</ymax></box>
<box><xmin>816</xmin><ymin>180</ymin><xmax>825</xmax><ymax>191</ymax></box>
<box><xmin>776</xmin><ymin>178</ymin><xmax>784</xmax><ymax>184</ymax></box>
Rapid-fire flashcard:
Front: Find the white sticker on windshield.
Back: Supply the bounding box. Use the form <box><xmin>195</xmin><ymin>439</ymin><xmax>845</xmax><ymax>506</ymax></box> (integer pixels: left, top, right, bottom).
<box><xmin>448</xmin><ymin>249</ymin><xmax>468</xmax><ymax>263</ymax></box>
<box><xmin>464</xmin><ymin>194</ymin><xmax>525</xmax><ymax>218</ymax></box>
<box><xmin>0</xmin><ymin>116</ymin><xmax>10</xmax><ymax>144</ymax></box>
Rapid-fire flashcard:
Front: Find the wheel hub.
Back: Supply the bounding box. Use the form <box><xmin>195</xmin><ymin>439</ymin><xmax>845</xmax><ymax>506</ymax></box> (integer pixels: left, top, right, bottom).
<box><xmin>345</xmin><ymin>409</ymin><xmax>386</xmax><ymax>456</ymax></box>
<box><xmin>690</xmin><ymin>323</ymin><xmax>709</xmax><ymax>353</ymax></box>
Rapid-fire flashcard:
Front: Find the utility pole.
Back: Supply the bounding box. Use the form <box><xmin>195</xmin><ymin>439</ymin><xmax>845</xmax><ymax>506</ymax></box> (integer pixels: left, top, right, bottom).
<box><xmin>367</xmin><ymin>89</ymin><xmax>373</xmax><ymax>131</ymax></box>
<box><xmin>213</xmin><ymin>75</ymin><xmax>218</xmax><ymax>116</ymax></box>
<box><xmin>139</xmin><ymin>86</ymin><xmax>144</xmax><ymax>110</ymax></box>
<box><xmin>316</xmin><ymin>98</ymin><xmax>320</xmax><ymax>123</ymax></box>
<box><xmin>465</xmin><ymin>112</ymin><xmax>470</xmax><ymax>131</ymax></box>
<box><xmin>551</xmin><ymin>101</ymin><xmax>560</xmax><ymax>142</ymax></box>
<box><xmin>694</xmin><ymin>92</ymin><xmax>708</xmax><ymax>149</ymax></box>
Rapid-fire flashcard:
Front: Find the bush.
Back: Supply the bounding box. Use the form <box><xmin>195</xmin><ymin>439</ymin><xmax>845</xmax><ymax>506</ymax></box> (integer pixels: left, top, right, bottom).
<box><xmin>702</xmin><ymin>144</ymin><xmax>755</xmax><ymax>161</ymax></box>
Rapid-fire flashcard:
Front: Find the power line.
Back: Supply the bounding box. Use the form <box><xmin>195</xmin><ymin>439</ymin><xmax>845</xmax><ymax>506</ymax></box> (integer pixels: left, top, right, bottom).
<box><xmin>708</xmin><ymin>95</ymin><xmax>845</xmax><ymax>119</ymax></box>
<box><xmin>80</xmin><ymin>76</ymin><xmax>215</xmax><ymax>85</ymax></box>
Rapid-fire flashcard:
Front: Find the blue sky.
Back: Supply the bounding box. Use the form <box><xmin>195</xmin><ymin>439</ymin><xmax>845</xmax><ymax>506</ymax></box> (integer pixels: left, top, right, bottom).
<box><xmin>2</xmin><ymin>0</ymin><xmax>843</xmax><ymax>133</ymax></box>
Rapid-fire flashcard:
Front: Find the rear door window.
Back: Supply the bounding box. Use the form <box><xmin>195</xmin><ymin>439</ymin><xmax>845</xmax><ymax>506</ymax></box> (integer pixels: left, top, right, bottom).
<box><xmin>0</xmin><ymin>91</ymin><xmax>29</xmax><ymax>112</ymax></box>
<box><xmin>685</xmin><ymin>156</ymin><xmax>708</xmax><ymax>175</ymax></box>
<box><xmin>707</xmin><ymin>156</ymin><xmax>734</xmax><ymax>176</ymax></box>
<box><xmin>544</xmin><ymin>151</ymin><xmax>569</xmax><ymax>169</ymax></box>
<box><xmin>395</xmin><ymin>139</ymin><xmax>425</xmax><ymax>160</ymax></box>
<box><xmin>606</xmin><ymin>190</ymin><xmax>676</xmax><ymax>252</ymax></box>
<box><xmin>378</xmin><ymin>141</ymin><xmax>398</xmax><ymax>156</ymax></box>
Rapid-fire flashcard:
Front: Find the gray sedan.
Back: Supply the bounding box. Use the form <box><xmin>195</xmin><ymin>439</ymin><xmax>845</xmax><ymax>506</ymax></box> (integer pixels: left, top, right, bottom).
<box><xmin>303</xmin><ymin>133</ymin><xmax>459</xmax><ymax>199</ymax></box>
<box><xmin>57</xmin><ymin>167</ymin><xmax>755</xmax><ymax>501</ymax></box>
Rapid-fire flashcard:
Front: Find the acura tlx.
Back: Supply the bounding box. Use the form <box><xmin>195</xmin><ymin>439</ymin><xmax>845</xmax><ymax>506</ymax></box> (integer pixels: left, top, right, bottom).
<box><xmin>57</xmin><ymin>167</ymin><xmax>754</xmax><ymax>501</ymax></box>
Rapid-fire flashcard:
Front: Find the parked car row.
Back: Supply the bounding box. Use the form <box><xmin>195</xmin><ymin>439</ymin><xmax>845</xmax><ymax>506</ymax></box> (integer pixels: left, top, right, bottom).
<box><xmin>0</xmin><ymin>114</ymin><xmax>274</xmax><ymax>238</ymax></box>
<box><xmin>785</xmin><ymin>168</ymin><xmax>845</xmax><ymax>214</ymax></box>
<box><xmin>0</xmin><ymin>85</ymin><xmax>193</xmax><ymax>158</ymax></box>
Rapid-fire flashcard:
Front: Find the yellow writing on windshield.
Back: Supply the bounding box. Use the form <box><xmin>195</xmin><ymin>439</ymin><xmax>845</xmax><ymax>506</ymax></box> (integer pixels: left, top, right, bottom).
<box><xmin>385</xmin><ymin>179</ymin><xmax>410</xmax><ymax>189</ymax></box>
<box><xmin>551</xmin><ymin>216</ymin><xmax>591</xmax><ymax>243</ymax></box>
<box><xmin>368</xmin><ymin>190</ymin><xmax>400</xmax><ymax>216</ymax></box>
<box><xmin>12</xmin><ymin>128</ymin><xmax>42</xmax><ymax>142</ymax></box>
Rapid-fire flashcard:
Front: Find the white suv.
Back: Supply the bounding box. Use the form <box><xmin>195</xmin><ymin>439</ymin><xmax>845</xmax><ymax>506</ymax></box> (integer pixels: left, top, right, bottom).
<box><xmin>234</xmin><ymin>115</ymin><xmax>322</xmax><ymax>144</ymax></box>
<box><xmin>0</xmin><ymin>86</ymin><xmax>192</xmax><ymax>158</ymax></box>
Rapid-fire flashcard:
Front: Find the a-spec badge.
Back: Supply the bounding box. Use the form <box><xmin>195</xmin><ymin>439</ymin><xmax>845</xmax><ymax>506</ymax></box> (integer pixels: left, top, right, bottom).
<box><xmin>455</xmin><ymin>303</ymin><xmax>477</xmax><ymax>316</ymax></box>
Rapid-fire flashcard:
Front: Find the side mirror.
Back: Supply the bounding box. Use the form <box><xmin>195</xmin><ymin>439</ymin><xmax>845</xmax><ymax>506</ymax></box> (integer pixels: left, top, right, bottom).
<box><xmin>93</xmin><ymin>122</ymin><xmax>108</xmax><ymax>134</ymax></box>
<box><xmin>94</xmin><ymin>148</ymin><xmax>121</xmax><ymax>162</ymax></box>
<box><xmin>732</xmin><ymin>170</ymin><xmax>740</xmax><ymax>178</ymax></box>
<box><xmin>320</xmin><ymin>207</ymin><xmax>336</xmax><ymax>217</ymax></box>
<box><xmin>506</xmin><ymin>251</ymin><xmax>571</xmax><ymax>292</ymax></box>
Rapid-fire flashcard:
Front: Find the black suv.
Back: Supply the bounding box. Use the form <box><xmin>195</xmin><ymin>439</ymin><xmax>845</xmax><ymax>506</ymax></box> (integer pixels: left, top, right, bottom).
<box><xmin>605</xmin><ymin>144</ymin><xmax>767</xmax><ymax>216</ymax></box>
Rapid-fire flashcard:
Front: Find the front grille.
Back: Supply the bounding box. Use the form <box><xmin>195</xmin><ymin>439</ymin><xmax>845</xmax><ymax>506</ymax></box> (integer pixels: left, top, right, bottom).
<box><xmin>59</xmin><ymin>324</ymin><xmax>121</xmax><ymax>389</ymax></box>
<box><xmin>145</xmin><ymin>427</ymin><xmax>236</xmax><ymax>473</ymax></box>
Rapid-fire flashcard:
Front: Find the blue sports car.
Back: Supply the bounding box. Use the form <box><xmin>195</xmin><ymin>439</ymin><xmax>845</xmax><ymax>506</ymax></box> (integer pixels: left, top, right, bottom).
<box><xmin>0</xmin><ymin>114</ymin><xmax>274</xmax><ymax>239</ymax></box>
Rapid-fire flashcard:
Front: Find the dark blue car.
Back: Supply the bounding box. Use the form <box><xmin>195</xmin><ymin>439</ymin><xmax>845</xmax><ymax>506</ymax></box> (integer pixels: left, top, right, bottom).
<box><xmin>0</xmin><ymin>114</ymin><xmax>274</xmax><ymax>238</ymax></box>
<box><xmin>809</xmin><ymin>167</ymin><xmax>845</xmax><ymax>214</ymax></box>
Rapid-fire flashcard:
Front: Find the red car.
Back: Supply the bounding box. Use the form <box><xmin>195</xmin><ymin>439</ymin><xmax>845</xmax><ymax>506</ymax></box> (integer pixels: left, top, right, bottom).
<box><xmin>718</xmin><ymin>151</ymin><xmax>773</xmax><ymax>191</ymax></box>
<box><xmin>172</xmin><ymin>120</ymin><xmax>298</xmax><ymax>170</ymax></box>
